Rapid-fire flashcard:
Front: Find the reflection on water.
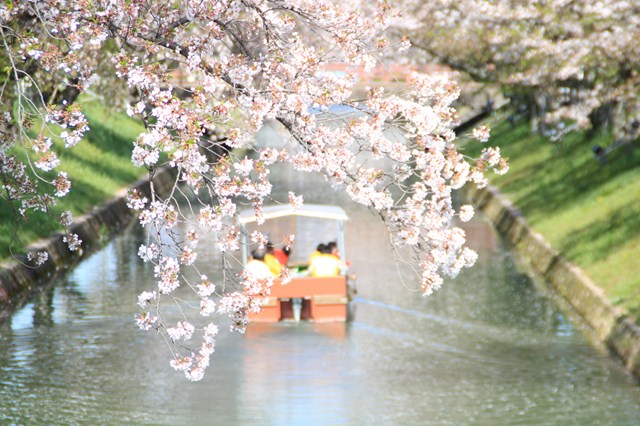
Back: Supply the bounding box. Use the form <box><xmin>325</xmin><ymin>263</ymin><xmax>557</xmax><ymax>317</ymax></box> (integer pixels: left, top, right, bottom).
<box><xmin>1</xmin><ymin>165</ymin><xmax>640</xmax><ymax>425</ymax></box>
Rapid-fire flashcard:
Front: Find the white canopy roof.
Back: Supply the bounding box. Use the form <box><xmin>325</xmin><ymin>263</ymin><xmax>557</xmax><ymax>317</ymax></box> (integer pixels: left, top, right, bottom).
<box><xmin>238</xmin><ymin>204</ymin><xmax>349</xmax><ymax>224</ymax></box>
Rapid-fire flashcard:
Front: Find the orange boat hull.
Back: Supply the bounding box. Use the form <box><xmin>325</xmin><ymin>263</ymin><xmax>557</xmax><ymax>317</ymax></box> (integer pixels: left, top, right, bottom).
<box><xmin>249</xmin><ymin>276</ymin><xmax>349</xmax><ymax>322</ymax></box>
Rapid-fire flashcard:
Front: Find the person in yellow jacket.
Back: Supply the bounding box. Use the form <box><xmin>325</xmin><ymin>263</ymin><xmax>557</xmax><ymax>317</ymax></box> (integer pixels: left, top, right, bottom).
<box><xmin>308</xmin><ymin>245</ymin><xmax>346</xmax><ymax>277</ymax></box>
<box><xmin>307</xmin><ymin>243</ymin><xmax>325</xmax><ymax>266</ymax></box>
<box><xmin>264</xmin><ymin>243</ymin><xmax>283</xmax><ymax>277</ymax></box>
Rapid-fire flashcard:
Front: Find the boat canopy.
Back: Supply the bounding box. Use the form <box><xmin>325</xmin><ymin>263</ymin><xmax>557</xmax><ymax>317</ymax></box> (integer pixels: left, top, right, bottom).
<box><xmin>238</xmin><ymin>204</ymin><xmax>349</xmax><ymax>266</ymax></box>
<box><xmin>238</xmin><ymin>204</ymin><xmax>349</xmax><ymax>224</ymax></box>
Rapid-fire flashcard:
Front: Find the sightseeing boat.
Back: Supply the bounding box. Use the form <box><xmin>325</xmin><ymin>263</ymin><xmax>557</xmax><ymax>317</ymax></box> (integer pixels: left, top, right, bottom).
<box><xmin>238</xmin><ymin>204</ymin><xmax>354</xmax><ymax>323</ymax></box>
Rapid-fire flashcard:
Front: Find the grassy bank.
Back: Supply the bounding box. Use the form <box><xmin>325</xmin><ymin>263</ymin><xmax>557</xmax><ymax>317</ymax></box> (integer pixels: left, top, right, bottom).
<box><xmin>0</xmin><ymin>101</ymin><xmax>146</xmax><ymax>258</ymax></box>
<box><xmin>465</xmin><ymin>116</ymin><xmax>640</xmax><ymax>321</ymax></box>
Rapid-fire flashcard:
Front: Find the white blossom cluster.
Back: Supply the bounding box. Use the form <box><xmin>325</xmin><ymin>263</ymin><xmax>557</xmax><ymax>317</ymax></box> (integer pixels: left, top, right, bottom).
<box><xmin>27</xmin><ymin>251</ymin><xmax>49</xmax><ymax>267</ymax></box>
<box><xmin>0</xmin><ymin>0</ymin><xmax>509</xmax><ymax>381</ymax></box>
<box><xmin>402</xmin><ymin>0</ymin><xmax>640</xmax><ymax>135</ymax></box>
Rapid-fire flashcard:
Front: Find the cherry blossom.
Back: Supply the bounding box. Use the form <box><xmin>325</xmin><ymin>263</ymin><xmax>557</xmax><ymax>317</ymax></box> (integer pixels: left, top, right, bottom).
<box><xmin>137</xmin><ymin>291</ymin><xmax>157</xmax><ymax>308</ymax></box>
<box><xmin>62</xmin><ymin>233</ymin><xmax>82</xmax><ymax>252</ymax></box>
<box><xmin>0</xmin><ymin>0</ymin><xmax>508</xmax><ymax>381</ymax></box>
<box><xmin>27</xmin><ymin>251</ymin><xmax>49</xmax><ymax>266</ymax></box>
<box><xmin>59</xmin><ymin>210</ymin><xmax>73</xmax><ymax>227</ymax></box>
<box><xmin>459</xmin><ymin>205</ymin><xmax>474</xmax><ymax>223</ymax></box>
<box><xmin>473</xmin><ymin>126</ymin><xmax>490</xmax><ymax>143</ymax></box>
<box><xmin>402</xmin><ymin>0</ymin><xmax>640</xmax><ymax>137</ymax></box>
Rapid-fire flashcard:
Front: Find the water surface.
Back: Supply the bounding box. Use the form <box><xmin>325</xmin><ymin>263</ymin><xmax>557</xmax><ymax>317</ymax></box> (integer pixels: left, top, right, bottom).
<box><xmin>1</xmin><ymin>165</ymin><xmax>639</xmax><ymax>425</ymax></box>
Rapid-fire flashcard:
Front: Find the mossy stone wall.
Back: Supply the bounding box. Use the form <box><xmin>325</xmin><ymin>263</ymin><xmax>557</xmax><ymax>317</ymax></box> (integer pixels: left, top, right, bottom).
<box><xmin>0</xmin><ymin>165</ymin><xmax>176</xmax><ymax>307</ymax></box>
<box><xmin>464</xmin><ymin>184</ymin><xmax>640</xmax><ymax>379</ymax></box>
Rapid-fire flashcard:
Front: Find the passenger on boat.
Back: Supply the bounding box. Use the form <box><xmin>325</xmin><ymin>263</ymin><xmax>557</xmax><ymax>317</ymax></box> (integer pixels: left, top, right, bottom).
<box><xmin>327</xmin><ymin>240</ymin><xmax>351</xmax><ymax>267</ymax></box>
<box><xmin>308</xmin><ymin>244</ymin><xmax>346</xmax><ymax>277</ymax></box>
<box><xmin>327</xmin><ymin>241</ymin><xmax>340</xmax><ymax>259</ymax></box>
<box><xmin>264</xmin><ymin>243</ymin><xmax>283</xmax><ymax>277</ymax></box>
<box><xmin>308</xmin><ymin>243</ymin><xmax>325</xmax><ymax>266</ymax></box>
<box><xmin>273</xmin><ymin>246</ymin><xmax>291</xmax><ymax>266</ymax></box>
<box><xmin>246</xmin><ymin>248</ymin><xmax>273</xmax><ymax>280</ymax></box>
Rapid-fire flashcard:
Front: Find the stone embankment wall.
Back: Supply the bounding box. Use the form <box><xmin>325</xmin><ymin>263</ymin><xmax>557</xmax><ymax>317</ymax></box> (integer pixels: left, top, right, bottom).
<box><xmin>465</xmin><ymin>184</ymin><xmax>640</xmax><ymax>379</ymax></box>
<box><xmin>0</xmin><ymin>166</ymin><xmax>176</xmax><ymax>309</ymax></box>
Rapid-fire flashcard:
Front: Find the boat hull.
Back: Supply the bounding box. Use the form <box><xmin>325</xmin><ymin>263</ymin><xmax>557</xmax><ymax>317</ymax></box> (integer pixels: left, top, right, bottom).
<box><xmin>249</xmin><ymin>276</ymin><xmax>349</xmax><ymax>322</ymax></box>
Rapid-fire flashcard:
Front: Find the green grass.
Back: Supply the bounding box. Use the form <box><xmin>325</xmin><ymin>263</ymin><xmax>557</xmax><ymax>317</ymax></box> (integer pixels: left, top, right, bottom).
<box><xmin>464</xmin><ymin>116</ymin><xmax>640</xmax><ymax>321</ymax></box>
<box><xmin>0</xmin><ymin>100</ymin><xmax>146</xmax><ymax>258</ymax></box>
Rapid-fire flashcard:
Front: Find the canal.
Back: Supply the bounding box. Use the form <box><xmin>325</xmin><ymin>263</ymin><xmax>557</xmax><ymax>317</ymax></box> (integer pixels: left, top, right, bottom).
<box><xmin>1</xmin><ymin>163</ymin><xmax>640</xmax><ymax>425</ymax></box>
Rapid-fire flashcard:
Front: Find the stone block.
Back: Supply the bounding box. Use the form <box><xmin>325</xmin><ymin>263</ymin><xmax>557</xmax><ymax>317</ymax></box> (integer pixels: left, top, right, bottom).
<box><xmin>515</xmin><ymin>228</ymin><xmax>559</xmax><ymax>275</ymax></box>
